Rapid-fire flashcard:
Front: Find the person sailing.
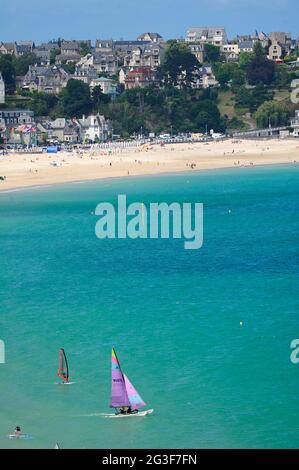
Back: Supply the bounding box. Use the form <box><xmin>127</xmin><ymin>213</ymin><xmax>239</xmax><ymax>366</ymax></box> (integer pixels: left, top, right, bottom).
<box><xmin>62</xmin><ymin>372</ymin><xmax>68</xmax><ymax>381</ymax></box>
<box><xmin>118</xmin><ymin>406</ymin><xmax>137</xmax><ymax>415</ymax></box>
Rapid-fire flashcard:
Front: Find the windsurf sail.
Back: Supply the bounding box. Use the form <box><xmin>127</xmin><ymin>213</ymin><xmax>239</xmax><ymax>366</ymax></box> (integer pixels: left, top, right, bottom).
<box><xmin>110</xmin><ymin>348</ymin><xmax>146</xmax><ymax>410</ymax></box>
<box><xmin>57</xmin><ymin>348</ymin><xmax>69</xmax><ymax>382</ymax></box>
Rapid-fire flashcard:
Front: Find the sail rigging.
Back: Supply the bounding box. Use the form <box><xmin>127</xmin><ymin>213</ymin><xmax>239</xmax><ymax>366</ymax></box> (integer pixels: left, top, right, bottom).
<box><xmin>110</xmin><ymin>347</ymin><xmax>146</xmax><ymax>410</ymax></box>
<box><xmin>57</xmin><ymin>348</ymin><xmax>69</xmax><ymax>382</ymax></box>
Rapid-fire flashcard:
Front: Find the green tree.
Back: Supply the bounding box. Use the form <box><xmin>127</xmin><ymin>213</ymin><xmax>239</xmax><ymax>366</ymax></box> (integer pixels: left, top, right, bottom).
<box><xmin>31</xmin><ymin>92</ymin><xmax>58</xmax><ymax>116</ymax></box>
<box><xmin>92</xmin><ymin>85</ymin><xmax>110</xmax><ymax>110</ymax></box>
<box><xmin>253</xmin><ymin>41</ymin><xmax>267</xmax><ymax>58</ymax></box>
<box><xmin>214</xmin><ymin>62</ymin><xmax>238</xmax><ymax>87</ymax></box>
<box><xmin>246</xmin><ymin>43</ymin><xmax>276</xmax><ymax>85</ymax></box>
<box><xmin>274</xmin><ymin>65</ymin><xmax>294</xmax><ymax>89</ymax></box>
<box><xmin>59</xmin><ymin>79</ymin><xmax>93</xmax><ymax>118</ymax></box>
<box><xmin>238</xmin><ymin>52</ymin><xmax>254</xmax><ymax>70</ymax></box>
<box><xmin>13</xmin><ymin>53</ymin><xmax>39</xmax><ymax>76</ymax></box>
<box><xmin>62</xmin><ymin>61</ymin><xmax>76</xmax><ymax>74</ymax></box>
<box><xmin>0</xmin><ymin>54</ymin><xmax>16</xmax><ymax>94</ymax></box>
<box><xmin>204</xmin><ymin>44</ymin><xmax>221</xmax><ymax>63</ymax></box>
<box><xmin>255</xmin><ymin>101</ymin><xmax>290</xmax><ymax>128</ymax></box>
<box><xmin>235</xmin><ymin>84</ymin><xmax>274</xmax><ymax>112</ymax></box>
<box><xmin>79</xmin><ymin>42</ymin><xmax>92</xmax><ymax>56</ymax></box>
<box><xmin>158</xmin><ymin>41</ymin><xmax>201</xmax><ymax>88</ymax></box>
<box><xmin>50</xmin><ymin>48</ymin><xmax>61</xmax><ymax>65</ymax></box>
<box><xmin>194</xmin><ymin>99</ymin><xmax>221</xmax><ymax>132</ymax></box>
<box><xmin>98</xmin><ymin>86</ymin><xmax>224</xmax><ymax>136</ymax></box>
<box><xmin>231</xmin><ymin>69</ymin><xmax>246</xmax><ymax>88</ymax></box>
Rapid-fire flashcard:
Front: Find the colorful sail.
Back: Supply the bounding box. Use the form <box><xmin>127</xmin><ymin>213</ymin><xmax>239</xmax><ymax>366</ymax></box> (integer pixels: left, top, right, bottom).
<box><xmin>124</xmin><ymin>374</ymin><xmax>146</xmax><ymax>410</ymax></box>
<box><xmin>110</xmin><ymin>348</ymin><xmax>130</xmax><ymax>408</ymax></box>
<box><xmin>110</xmin><ymin>348</ymin><xmax>146</xmax><ymax>410</ymax></box>
<box><xmin>57</xmin><ymin>348</ymin><xmax>69</xmax><ymax>382</ymax></box>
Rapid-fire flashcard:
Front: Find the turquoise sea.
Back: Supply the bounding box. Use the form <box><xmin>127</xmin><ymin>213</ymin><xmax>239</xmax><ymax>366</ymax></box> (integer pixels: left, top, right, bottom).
<box><xmin>0</xmin><ymin>164</ymin><xmax>299</xmax><ymax>449</ymax></box>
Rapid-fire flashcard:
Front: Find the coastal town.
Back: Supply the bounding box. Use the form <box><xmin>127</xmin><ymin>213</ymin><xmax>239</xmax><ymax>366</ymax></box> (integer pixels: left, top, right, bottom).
<box><xmin>0</xmin><ymin>27</ymin><xmax>298</xmax><ymax>147</ymax></box>
<box><xmin>2</xmin><ymin>0</ymin><xmax>299</xmax><ymax>458</ymax></box>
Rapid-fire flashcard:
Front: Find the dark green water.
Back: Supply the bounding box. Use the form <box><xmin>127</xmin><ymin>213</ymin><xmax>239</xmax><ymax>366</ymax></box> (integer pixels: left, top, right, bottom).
<box><xmin>0</xmin><ymin>165</ymin><xmax>299</xmax><ymax>448</ymax></box>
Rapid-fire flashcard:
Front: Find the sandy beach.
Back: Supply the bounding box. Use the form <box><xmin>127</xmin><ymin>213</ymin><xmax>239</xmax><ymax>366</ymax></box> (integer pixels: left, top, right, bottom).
<box><xmin>0</xmin><ymin>138</ymin><xmax>298</xmax><ymax>191</ymax></box>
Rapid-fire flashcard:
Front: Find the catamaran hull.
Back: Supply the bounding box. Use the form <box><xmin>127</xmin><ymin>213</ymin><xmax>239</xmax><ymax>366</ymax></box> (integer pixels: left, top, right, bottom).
<box><xmin>54</xmin><ymin>382</ymin><xmax>75</xmax><ymax>385</ymax></box>
<box><xmin>104</xmin><ymin>409</ymin><xmax>154</xmax><ymax>418</ymax></box>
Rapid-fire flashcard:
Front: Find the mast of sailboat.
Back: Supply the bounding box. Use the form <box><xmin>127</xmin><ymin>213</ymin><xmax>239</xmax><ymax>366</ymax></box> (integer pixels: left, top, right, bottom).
<box><xmin>110</xmin><ymin>347</ymin><xmax>130</xmax><ymax>410</ymax></box>
<box><xmin>110</xmin><ymin>347</ymin><xmax>146</xmax><ymax>411</ymax></box>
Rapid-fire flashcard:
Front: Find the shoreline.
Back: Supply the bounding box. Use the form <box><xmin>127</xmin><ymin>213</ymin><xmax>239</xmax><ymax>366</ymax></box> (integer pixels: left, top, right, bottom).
<box><xmin>0</xmin><ymin>160</ymin><xmax>298</xmax><ymax>195</ymax></box>
<box><xmin>0</xmin><ymin>138</ymin><xmax>298</xmax><ymax>193</ymax></box>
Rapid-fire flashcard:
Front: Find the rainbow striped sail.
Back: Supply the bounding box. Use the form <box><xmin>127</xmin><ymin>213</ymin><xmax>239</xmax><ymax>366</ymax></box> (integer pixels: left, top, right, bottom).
<box><xmin>110</xmin><ymin>348</ymin><xmax>146</xmax><ymax>410</ymax></box>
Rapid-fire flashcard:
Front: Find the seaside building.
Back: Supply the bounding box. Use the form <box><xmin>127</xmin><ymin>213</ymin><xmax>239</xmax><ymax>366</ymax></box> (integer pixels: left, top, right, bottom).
<box><xmin>119</xmin><ymin>67</ymin><xmax>130</xmax><ymax>85</ymax></box>
<box><xmin>238</xmin><ymin>40</ymin><xmax>254</xmax><ymax>53</ymax></box>
<box><xmin>90</xmin><ymin>76</ymin><xmax>118</xmax><ymax>100</ymax></box>
<box><xmin>36</xmin><ymin>115</ymin><xmax>111</xmax><ymax>143</ymax></box>
<box><xmin>60</xmin><ymin>40</ymin><xmax>81</xmax><ymax>57</ymax></box>
<box><xmin>269</xmin><ymin>32</ymin><xmax>292</xmax><ymax>49</ymax></box>
<box><xmin>291</xmin><ymin>110</ymin><xmax>299</xmax><ymax>137</ymax></box>
<box><xmin>34</xmin><ymin>47</ymin><xmax>51</xmax><ymax>65</ymax></box>
<box><xmin>268</xmin><ymin>41</ymin><xmax>283</xmax><ymax>62</ymax></box>
<box><xmin>0</xmin><ymin>42</ymin><xmax>16</xmax><ymax>55</ymax></box>
<box><xmin>0</xmin><ymin>109</ymin><xmax>34</xmax><ymax>126</ymax></box>
<box><xmin>0</xmin><ymin>109</ymin><xmax>36</xmax><ymax>146</ymax></box>
<box><xmin>0</xmin><ymin>72</ymin><xmax>5</xmax><ymax>104</ymax></box>
<box><xmin>95</xmin><ymin>40</ymin><xmax>114</xmax><ymax>54</ymax></box>
<box><xmin>233</xmin><ymin>31</ymin><xmax>269</xmax><ymax>48</ymax></box>
<box><xmin>185</xmin><ymin>27</ymin><xmax>227</xmax><ymax>45</ymax></box>
<box><xmin>113</xmin><ymin>40</ymin><xmax>151</xmax><ymax>56</ymax></box>
<box><xmin>137</xmin><ymin>32</ymin><xmax>164</xmax><ymax>44</ymax></box>
<box><xmin>22</xmin><ymin>65</ymin><xmax>69</xmax><ymax>94</ymax></box>
<box><xmin>123</xmin><ymin>43</ymin><xmax>165</xmax><ymax>68</ymax></box>
<box><xmin>124</xmin><ymin>67</ymin><xmax>156</xmax><ymax>90</ymax></box>
<box><xmin>36</xmin><ymin>118</ymin><xmax>80</xmax><ymax>144</ymax></box>
<box><xmin>55</xmin><ymin>40</ymin><xmax>82</xmax><ymax>64</ymax></box>
<box><xmin>49</xmin><ymin>118</ymin><xmax>68</xmax><ymax>142</ymax></box>
<box><xmin>76</xmin><ymin>53</ymin><xmax>119</xmax><ymax>75</ymax></box>
<box><xmin>73</xmin><ymin>64</ymin><xmax>98</xmax><ymax>84</ymax></box>
<box><xmin>197</xmin><ymin>65</ymin><xmax>218</xmax><ymax>88</ymax></box>
<box><xmin>221</xmin><ymin>44</ymin><xmax>239</xmax><ymax>61</ymax></box>
<box><xmin>74</xmin><ymin>114</ymin><xmax>112</xmax><ymax>142</ymax></box>
<box><xmin>15</xmin><ymin>42</ymin><xmax>35</xmax><ymax>56</ymax></box>
<box><xmin>189</xmin><ymin>44</ymin><xmax>205</xmax><ymax>63</ymax></box>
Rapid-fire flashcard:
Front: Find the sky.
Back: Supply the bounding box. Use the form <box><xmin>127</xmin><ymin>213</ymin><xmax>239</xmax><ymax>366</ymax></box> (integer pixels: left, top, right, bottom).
<box><xmin>1</xmin><ymin>0</ymin><xmax>298</xmax><ymax>43</ymax></box>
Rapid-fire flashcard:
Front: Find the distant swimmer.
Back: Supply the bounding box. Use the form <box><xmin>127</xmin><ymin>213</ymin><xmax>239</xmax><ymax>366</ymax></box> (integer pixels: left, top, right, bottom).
<box><xmin>14</xmin><ymin>426</ymin><xmax>22</xmax><ymax>437</ymax></box>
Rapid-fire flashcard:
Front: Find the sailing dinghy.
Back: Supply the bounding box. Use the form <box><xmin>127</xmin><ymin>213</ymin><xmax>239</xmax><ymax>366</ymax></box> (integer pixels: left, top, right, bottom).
<box><xmin>104</xmin><ymin>347</ymin><xmax>153</xmax><ymax>418</ymax></box>
<box><xmin>56</xmin><ymin>348</ymin><xmax>74</xmax><ymax>385</ymax></box>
